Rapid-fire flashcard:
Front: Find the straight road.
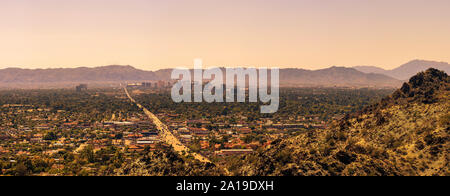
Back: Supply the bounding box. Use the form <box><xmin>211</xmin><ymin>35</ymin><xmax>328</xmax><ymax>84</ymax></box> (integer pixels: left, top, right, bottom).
<box><xmin>124</xmin><ymin>87</ymin><xmax>212</xmax><ymax>163</ymax></box>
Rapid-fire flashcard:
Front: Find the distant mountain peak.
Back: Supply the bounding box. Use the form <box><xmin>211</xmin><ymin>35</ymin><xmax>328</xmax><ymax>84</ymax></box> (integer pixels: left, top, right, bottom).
<box><xmin>354</xmin><ymin>60</ymin><xmax>450</xmax><ymax>80</ymax></box>
<box><xmin>98</xmin><ymin>65</ymin><xmax>135</xmax><ymax>69</ymax></box>
<box><xmin>407</xmin><ymin>59</ymin><xmax>447</xmax><ymax>64</ymax></box>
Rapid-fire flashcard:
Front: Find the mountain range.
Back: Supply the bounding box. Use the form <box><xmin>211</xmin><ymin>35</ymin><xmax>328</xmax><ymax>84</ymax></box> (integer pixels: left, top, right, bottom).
<box><xmin>354</xmin><ymin>60</ymin><xmax>450</xmax><ymax>80</ymax></box>
<box><xmin>0</xmin><ymin>60</ymin><xmax>448</xmax><ymax>89</ymax></box>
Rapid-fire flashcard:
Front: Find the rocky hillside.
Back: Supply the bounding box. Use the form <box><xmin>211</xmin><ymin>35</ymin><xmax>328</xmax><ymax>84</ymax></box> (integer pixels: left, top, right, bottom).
<box><xmin>230</xmin><ymin>68</ymin><xmax>449</xmax><ymax>176</ymax></box>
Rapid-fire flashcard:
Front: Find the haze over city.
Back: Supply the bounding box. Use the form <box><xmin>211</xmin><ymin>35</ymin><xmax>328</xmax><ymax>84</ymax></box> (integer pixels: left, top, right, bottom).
<box><xmin>1</xmin><ymin>0</ymin><xmax>450</xmax><ymax>70</ymax></box>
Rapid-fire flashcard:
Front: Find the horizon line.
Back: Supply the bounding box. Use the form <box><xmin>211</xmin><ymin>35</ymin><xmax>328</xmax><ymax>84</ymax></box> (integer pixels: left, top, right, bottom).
<box><xmin>1</xmin><ymin>59</ymin><xmax>448</xmax><ymax>72</ymax></box>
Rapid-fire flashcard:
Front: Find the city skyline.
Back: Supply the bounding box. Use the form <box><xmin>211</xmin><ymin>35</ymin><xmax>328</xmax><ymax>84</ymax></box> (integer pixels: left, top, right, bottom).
<box><xmin>1</xmin><ymin>0</ymin><xmax>450</xmax><ymax>71</ymax></box>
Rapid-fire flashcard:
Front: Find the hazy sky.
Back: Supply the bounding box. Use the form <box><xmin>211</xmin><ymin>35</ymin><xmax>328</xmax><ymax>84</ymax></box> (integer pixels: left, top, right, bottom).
<box><xmin>1</xmin><ymin>0</ymin><xmax>450</xmax><ymax>70</ymax></box>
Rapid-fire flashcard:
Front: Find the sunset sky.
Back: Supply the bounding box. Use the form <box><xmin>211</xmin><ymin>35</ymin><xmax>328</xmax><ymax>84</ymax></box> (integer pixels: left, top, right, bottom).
<box><xmin>1</xmin><ymin>0</ymin><xmax>450</xmax><ymax>70</ymax></box>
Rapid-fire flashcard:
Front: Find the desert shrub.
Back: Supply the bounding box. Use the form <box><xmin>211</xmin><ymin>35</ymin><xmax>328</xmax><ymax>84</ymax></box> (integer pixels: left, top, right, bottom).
<box><xmin>275</xmin><ymin>149</ymin><xmax>292</xmax><ymax>164</ymax></box>
<box><xmin>415</xmin><ymin>140</ymin><xmax>425</xmax><ymax>150</ymax></box>
<box><xmin>439</xmin><ymin>114</ymin><xmax>450</xmax><ymax>127</ymax></box>
<box><xmin>335</xmin><ymin>151</ymin><xmax>356</xmax><ymax>165</ymax></box>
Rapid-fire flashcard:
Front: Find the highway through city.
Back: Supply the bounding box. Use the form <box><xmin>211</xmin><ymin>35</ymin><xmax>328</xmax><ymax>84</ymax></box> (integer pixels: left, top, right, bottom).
<box><xmin>123</xmin><ymin>87</ymin><xmax>212</xmax><ymax>164</ymax></box>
